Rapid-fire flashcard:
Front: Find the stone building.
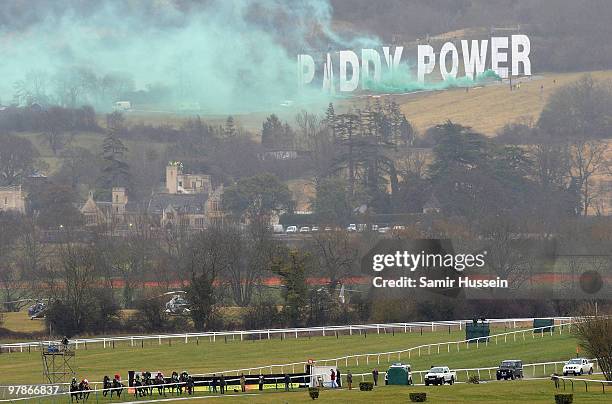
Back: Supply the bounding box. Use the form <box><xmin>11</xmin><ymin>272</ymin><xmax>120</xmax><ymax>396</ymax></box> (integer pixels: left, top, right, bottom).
<box><xmin>80</xmin><ymin>187</ymin><xmax>137</xmax><ymax>226</ymax></box>
<box><xmin>80</xmin><ymin>163</ymin><xmax>224</xmax><ymax>229</ymax></box>
<box><xmin>165</xmin><ymin>161</ymin><xmax>212</xmax><ymax>194</ymax></box>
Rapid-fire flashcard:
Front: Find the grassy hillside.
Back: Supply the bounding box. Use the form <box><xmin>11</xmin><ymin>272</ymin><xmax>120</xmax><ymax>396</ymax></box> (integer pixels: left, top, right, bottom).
<box><xmin>391</xmin><ymin>70</ymin><xmax>612</xmax><ymax>135</ymax></box>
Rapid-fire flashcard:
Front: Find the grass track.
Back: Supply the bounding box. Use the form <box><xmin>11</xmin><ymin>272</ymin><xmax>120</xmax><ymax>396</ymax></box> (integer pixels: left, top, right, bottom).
<box><xmin>0</xmin><ymin>326</ymin><xmax>578</xmax><ymax>385</ymax></box>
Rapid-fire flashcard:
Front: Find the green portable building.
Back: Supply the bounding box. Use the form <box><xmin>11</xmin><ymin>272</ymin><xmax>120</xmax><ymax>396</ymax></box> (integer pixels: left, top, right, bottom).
<box><xmin>466</xmin><ymin>320</ymin><xmax>490</xmax><ymax>343</ymax></box>
<box><xmin>386</xmin><ymin>363</ymin><xmax>412</xmax><ymax>385</ymax></box>
<box><xmin>533</xmin><ymin>318</ymin><xmax>554</xmax><ymax>333</ymax></box>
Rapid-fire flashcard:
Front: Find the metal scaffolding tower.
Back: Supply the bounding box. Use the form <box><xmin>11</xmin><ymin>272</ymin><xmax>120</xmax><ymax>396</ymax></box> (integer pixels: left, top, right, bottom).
<box><xmin>41</xmin><ymin>343</ymin><xmax>76</xmax><ymax>384</ymax></box>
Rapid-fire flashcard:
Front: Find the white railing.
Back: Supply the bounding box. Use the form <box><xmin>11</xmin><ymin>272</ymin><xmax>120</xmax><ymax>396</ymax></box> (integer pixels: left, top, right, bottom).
<box><xmin>192</xmin><ymin>321</ymin><xmax>576</xmax><ymax>377</ymax></box>
<box><xmin>0</xmin><ymin>317</ymin><xmax>573</xmax><ymax>353</ymax></box>
<box><xmin>551</xmin><ymin>374</ymin><xmax>612</xmax><ymax>394</ymax></box>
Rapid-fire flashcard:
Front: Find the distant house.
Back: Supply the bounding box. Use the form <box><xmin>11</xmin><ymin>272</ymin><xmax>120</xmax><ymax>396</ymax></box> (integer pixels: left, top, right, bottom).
<box><xmin>148</xmin><ymin>186</ymin><xmax>223</xmax><ymax>229</ymax></box>
<box><xmin>165</xmin><ymin>161</ymin><xmax>212</xmax><ymax>194</ymax></box>
<box><xmin>0</xmin><ymin>185</ymin><xmax>26</xmax><ymax>214</ymax></box>
<box><xmin>80</xmin><ymin>187</ymin><xmax>140</xmax><ymax>226</ymax></box>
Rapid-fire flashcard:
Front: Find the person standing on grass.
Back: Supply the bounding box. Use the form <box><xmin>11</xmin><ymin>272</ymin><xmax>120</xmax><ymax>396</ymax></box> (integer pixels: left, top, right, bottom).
<box><xmin>219</xmin><ymin>375</ymin><xmax>226</xmax><ymax>394</ymax></box>
<box><xmin>347</xmin><ymin>370</ymin><xmax>353</xmax><ymax>390</ymax></box>
<box><xmin>336</xmin><ymin>369</ymin><xmax>341</xmax><ymax>388</ymax></box>
<box><xmin>240</xmin><ymin>374</ymin><xmax>246</xmax><ymax>393</ymax></box>
<box><xmin>284</xmin><ymin>374</ymin><xmax>291</xmax><ymax>391</ymax></box>
<box><xmin>372</xmin><ymin>368</ymin><xmax>379</xmax><ymax>386</ymax></box>
<box><xmin>258</xmin><ymin>375</ymin><xmax>264</xmax><ymax>391</ymax></box>
<box><xmin>211</xmin><ymin>374</ymin><xmax>217</xmax><ymax>393</ymax></box>
<box><xmin>330</xmin><ymin>369</ymin><xmax>336</xmax><ymax>388</ymax></box>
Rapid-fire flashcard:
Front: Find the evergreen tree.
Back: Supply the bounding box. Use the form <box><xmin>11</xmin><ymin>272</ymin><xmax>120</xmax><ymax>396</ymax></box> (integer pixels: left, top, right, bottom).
<box><xmin>99</xmin><ymin>129</ymin><xmax>130</xmax><ymax>191</ymax></box>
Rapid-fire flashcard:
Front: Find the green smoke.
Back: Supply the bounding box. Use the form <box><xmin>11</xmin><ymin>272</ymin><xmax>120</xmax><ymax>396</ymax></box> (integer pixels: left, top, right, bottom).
<box><xmin>1</xmin><ymin>0</ymin><xmax>341</xmax><ymax>114</ymax></box>
<box><xmin>363</xmin><ymin>64</ymin><xmax>502</xmax><ymax>93</ymax></box>
<box><xmin>1</xmin><ymin>0</ymin><xmax>503</xmax><ymax>114</ymax></box>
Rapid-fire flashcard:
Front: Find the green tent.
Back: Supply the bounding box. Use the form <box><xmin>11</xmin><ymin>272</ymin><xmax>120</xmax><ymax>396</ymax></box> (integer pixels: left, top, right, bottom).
<box><xmin>386</xmin><ymin>363</ymin><xmax>412</xmax><ymax>385</ymax></box>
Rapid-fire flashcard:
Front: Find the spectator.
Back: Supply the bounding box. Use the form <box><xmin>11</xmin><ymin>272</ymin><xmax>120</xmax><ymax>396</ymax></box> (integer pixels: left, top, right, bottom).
<box><xmin>330</xmin><ymin>369</ymin><xmax>337</xmax><ymax>388</ymax></box>
<box><xmin>211</xmin><ymin>374</ymin><xmax>217</xmax><ymax>393</ymax></box>
<box><xmin>347</xmin><ymin>370</ymin><xmax>353</xmax><ymax>390</ymax></box>
<box><xmin>258</xmin><ymin>374</ymin><xmax>264</xmax><ymax>391</ymax></box>
<box><xmin>240</xmin><ymin>374</ymin><xmax>246</xmax><ymax>393</ymax></box>
<box><xmin>372</xmin><ymin>368</ymin><xmax>379</xmax><ymax>386</ymax></box>
<box><xmin>284</xmin><ymin>374</ymin><xmax>291</xmax><ymax>391</ymax></box>
<box><xmin>220</xmin><ymin>375</ymin><xmax>226</xmax><ymax>394</ymax></box>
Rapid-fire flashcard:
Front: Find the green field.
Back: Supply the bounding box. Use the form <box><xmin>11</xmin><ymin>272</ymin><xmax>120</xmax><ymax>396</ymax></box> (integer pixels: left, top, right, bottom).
<box><xmin>0</xmin><ymin>325</ymin><xmax>579</xmax><ymax>385</ymax></box>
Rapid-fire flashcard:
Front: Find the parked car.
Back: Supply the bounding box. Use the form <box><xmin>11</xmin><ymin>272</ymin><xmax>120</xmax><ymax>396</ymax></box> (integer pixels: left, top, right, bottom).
<box><xmin>378</xmin><ymin>226</ymin><xmax>390</xmax><ymax>233</ymax></box>
<box><xmin>324</xmin><ymin>226</ymin><xmax>333</xmax><ymax>232</ymax></box>
<box><xmin>285</xmin><ymin>226</ymin><xmax>297</xmax><ymax>233</ymax></box>
<box><xmin>311</xmin><ymin>226</ymin><xmax>319</xmax><ymax>232</ymax></box>
<box><xmin>424</xmin><ymin>366</ymin><xmax>455</xmax><ymax>386</ymax></box>
<box><xmin>563</xmin><ymin>358</ymin><xmax>594</xmax><ymax>376</ymax></box>
<box><xmin>272</xmin><ymin>224</ymin><xmax>284</xmax><ymax>233</ymax></box>
<box><xmin>299</xmin><ymin>226</ymin><xmax>310</xmax><ymax>233</ymax></box>
<box><xmin>496</xmin><ymin>360</ymin><xmax>523</xmax><ymax>380</ymax></box>
<box><xmin>347</xmin><ymin>224</ymin><xmax>357</xmax><ymax>232</ymax></box>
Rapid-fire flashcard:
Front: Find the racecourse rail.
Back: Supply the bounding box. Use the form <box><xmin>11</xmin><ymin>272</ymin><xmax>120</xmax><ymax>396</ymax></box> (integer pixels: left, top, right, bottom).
<box><xmin>0</xmin><ymin>317</ymin><xmax>574</xmax><ymax>353</ymax></box>
<box><xmin>191</xmin><ymin>320</ymin><xmax>578</xmax><ymax>378</ymax></box>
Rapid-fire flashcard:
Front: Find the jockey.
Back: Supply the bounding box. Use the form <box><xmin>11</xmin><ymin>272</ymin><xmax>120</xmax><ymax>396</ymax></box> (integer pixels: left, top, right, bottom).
<box><xmin>114</xmin><ymin>374</ymin><xmax>121</xmax><ymax>381</ymax></box>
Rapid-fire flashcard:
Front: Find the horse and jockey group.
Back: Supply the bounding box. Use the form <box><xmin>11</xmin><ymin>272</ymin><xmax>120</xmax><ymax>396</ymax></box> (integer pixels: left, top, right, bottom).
<box><xmin>133</xmin><ymin>371</ymin><xmax>195</xmax><ymax>397</ymax></box>
<box><xmin>69</xmin><ymin>371</ymin><xmax>196</xmax><ymax>401</ymax></box>
<box><xmin>70</xmin><ymin>374</ymin><xmax>124</xmax><ymax>402</ymax></box>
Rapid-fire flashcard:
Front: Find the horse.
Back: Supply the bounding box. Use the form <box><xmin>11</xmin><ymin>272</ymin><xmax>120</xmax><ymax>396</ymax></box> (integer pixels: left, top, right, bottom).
<box><xmin>170</xmin><ymin>372</ymin><xmax>181</xmax><ymax>395</ymax></box>
<box><xmin>78</xmin><ymin>381</ymin><xmax>91</xmax><ymax>402</ymax></box>
<box><xmin>154</xmin><ymin>373</ymin><xmax>166</xmax><ymax>396</ymax></box>
<box><xmin>144</xmin><ymin>372</ymin><xmax>156</xmax><ymax>396</ymax></box>
<box><xmin>133</xmin><ymin>376</ymin><xmax>145</xmax><ymax>398</ymax></box>
<box><xmin>112</xmin><ymin>377</ymin><xmax>124</xmax><ymax>398</ymax></box>
<box><xmin>70</xmin><ymin>379</ymin><xmax>81</xmax><ymax>402</ymax></box>
<box><xmin>178</xmin><ymin>372</ymin><xmax>189</xmax><ymax>395</ymax></box>
<box><xmin>102</xmin><ymin>376</ymin><xmax>112</xmax><ymax>397</ymax></box>
<box><xmin>185</xmin><ymin>376</ymin><xmax>195</xmax><ymax>395</ymax></box>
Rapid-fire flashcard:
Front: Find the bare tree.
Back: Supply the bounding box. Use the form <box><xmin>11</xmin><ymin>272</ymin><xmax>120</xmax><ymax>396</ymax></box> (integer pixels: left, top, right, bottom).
<box><xmin>573</xmin><ymin>304</ymin><xmax>612</xmax><ymax>381</ymax></box>
<box><xmin>310</xmin><ymin>230</ymin><xmax>358</xmax><ymax>292</ymax></box>
<box><xmin>568</xmin><ymin>139</ymin><xmax>611</xmax><ymax>215</ymax></box>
